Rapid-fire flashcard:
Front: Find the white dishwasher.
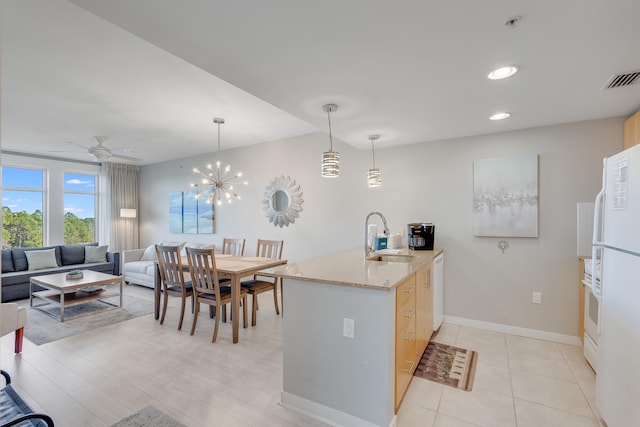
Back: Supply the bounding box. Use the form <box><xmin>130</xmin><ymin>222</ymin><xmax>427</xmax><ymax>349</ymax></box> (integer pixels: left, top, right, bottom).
<box><xmin>433</xmin><ymin>253</ymin><xmax>444</xmax><ymax>330</ymax></box>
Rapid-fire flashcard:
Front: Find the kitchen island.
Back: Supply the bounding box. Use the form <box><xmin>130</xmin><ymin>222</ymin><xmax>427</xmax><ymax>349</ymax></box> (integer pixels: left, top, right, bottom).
<box><xmin>260</xmin><ymin>247</ymin><xmax>443</xmax><ymax>427</ymax></box>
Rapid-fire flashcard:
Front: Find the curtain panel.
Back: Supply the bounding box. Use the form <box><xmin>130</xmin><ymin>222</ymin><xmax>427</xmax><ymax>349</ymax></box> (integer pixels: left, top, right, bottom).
<box><xmin>102</xmin><ymin>162</ymin><xmax>139</xmax><ymax>254</ymax></box>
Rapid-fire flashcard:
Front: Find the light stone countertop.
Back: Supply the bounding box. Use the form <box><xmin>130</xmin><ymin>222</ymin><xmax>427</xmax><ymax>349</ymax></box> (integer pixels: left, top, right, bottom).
<box><xmin>259</xmin><ymin>246</ymin><xmax>443</xmax><ymax>290</ymax></box>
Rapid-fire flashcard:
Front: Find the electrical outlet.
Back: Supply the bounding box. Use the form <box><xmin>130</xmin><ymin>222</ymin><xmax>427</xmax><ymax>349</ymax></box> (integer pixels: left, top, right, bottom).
<box><xmin>532</xmin><ymin>291</ymin><xmax>542</xmax><ymax>304</ymax></box>
<box><xmin>343</xmin><ymin>318</ymin><xmax>355</xmax><ymax>339</ymax></box>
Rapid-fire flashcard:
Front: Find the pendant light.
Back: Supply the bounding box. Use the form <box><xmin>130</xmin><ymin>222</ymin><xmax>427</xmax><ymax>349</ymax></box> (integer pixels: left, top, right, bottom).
<box><xmin>367</xmin><ymin>134</ymin><xmax>382</xmax><ymax>188</ymax></box>
<box><xmin>321</xmin><ymin>103</ymin><xmax>340</xmax><ymax>178</ymax></box>
<box><xmin>191</xmin><ymin>117</ymin><xmax>248</xmax><ymax>205</ymax></box>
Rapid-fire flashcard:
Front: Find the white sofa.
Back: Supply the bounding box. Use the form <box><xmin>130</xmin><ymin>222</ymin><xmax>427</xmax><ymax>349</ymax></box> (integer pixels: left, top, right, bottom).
<box><xmin>122</xmin><ymin>247</ymin><xmax>157</xmax><ymax>288</ymax></box>
<box><xmin>1</xmin><ymin>303</ymin><xmax>27</xmax><ymax>353</ymax></box>
<box><xmin>123</xmin><ymin>242</ymin><xmax>212</xmax><ymax>289</ymax></box>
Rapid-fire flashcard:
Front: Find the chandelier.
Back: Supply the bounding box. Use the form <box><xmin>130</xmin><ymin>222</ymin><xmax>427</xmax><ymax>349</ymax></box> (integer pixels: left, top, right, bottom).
<box><xmin>191</xmin><ymin>117</ymin><xmax>248</xmax><ymax>205</ymax></box>
<box><xmin>321</xmin><ymin>103</ymin><xmax>340</xmax><ymax>178</ymax></box>
<box><xmin>367</xmin><ymin>134</ymin><xmax>382</xmax><ymax>188</ymax></box>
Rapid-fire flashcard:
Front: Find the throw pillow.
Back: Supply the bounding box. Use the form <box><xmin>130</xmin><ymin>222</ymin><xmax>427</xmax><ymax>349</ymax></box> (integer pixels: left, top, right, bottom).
<box><xmin>60</xmin><ymin>244</ymin><xmax>88</xmax><ymax>265</ymax></box>
<box><xmin>25</xmin><ymin>248</ymin><xmax>59</xmax><ymax>271</ymax></box>
<box><xmin>180</xmin><ymin>242</ymin><xmax>211</xmax><ymax>256</ymax></box>
<box><xmin>161</xmin><ymin>241</ymin><xmax>185</xmax><ymax>249</ymax></box>
<box><xmin>2</xmin><ymin>249</ymin><xmax>14</xmax><ymax>273</ymax></box>
<box><xmin>140</xmin><ymin>244</ymin><xmax>157</xmax><ymax>261</ymax></box>
<box><xmin>85</xmin><ymin>245</ymin><xmax>108</xmax><ymax>263</ymax></box>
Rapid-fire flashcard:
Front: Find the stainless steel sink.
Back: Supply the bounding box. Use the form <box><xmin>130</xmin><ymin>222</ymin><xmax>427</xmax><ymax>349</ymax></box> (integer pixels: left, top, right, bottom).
<box><xmin>367</xmin><ymin>255</ymin><xmax>416</xmax><ymax>263</ymax></box>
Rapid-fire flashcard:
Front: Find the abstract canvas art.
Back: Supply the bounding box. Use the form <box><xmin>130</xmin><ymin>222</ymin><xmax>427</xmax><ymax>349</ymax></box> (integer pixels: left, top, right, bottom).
<box><xmin>473</xmin><ymin>155</ymin><xmax>539</xmax><ymax>237</ymax></box>
<box><xmin>169</xmin><ymin>190</ymin><xmax>215</xmax><ymax>234</ymax></box>
<box><xmin>169</xmin><ymin>192</ymin><xmax>183</xmax><ymax>233</ymax></box>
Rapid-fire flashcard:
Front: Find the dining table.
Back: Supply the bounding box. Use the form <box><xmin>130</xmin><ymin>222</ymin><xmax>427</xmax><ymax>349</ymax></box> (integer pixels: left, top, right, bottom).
<box><xmin>154</xmin><ymin>253</ymin><xmax>287</xmax><ymax>343</ymax></box>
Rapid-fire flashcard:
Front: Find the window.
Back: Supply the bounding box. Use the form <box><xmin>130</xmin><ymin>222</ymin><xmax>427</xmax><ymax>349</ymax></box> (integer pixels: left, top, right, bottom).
<box><xmin>63</xmin><ymin>173</ymin><xmax>97</xmax><ymax>244</ymax></box>
<box><xmin>1</xmin><ymin>167</ymin><xmax>45</xmax><ymax>248</ymax></box>
<box><xmin>1</xmin><ymin>162</ymin><xmax>100</xmax><ymax>249</ymax></box>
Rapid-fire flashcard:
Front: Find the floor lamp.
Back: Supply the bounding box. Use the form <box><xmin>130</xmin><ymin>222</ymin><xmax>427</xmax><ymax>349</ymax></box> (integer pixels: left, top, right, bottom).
<box><xmin>119</xmin><ymin>208</ymin><xmax>138</xmax><ymax>253</ymax></box>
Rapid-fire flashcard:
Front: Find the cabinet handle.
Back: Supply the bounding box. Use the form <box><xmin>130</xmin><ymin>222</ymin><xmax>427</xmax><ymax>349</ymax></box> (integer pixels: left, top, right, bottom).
<box><xmin>401</xmin><ymin>360</ymin><xmax>416</xmax><ymax>373</ymax></box>
<box><xmin>404</xmin><ymin>309</ymin><xmax>415</xmax><ymax>318</ymax></box>
<box><xmin>403</xmin><ymin>286</ymin><xmax>415</xmax><ymax>294</ymax></box>
<box><xmin>404</xmin><ymin>330</ymin><xmax>415</xmax><ymax>341</ymax></box>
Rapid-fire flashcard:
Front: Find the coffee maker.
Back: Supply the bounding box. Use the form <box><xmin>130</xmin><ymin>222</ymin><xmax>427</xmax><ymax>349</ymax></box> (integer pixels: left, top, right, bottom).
<box><xmin>407</xmin><ymin>223</ymin><xmax>435</xmax><ymax>250</ymax></box>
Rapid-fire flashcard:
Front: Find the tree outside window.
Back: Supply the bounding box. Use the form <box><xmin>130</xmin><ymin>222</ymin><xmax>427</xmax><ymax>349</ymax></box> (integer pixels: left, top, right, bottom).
<box><xmin>1</xmin><ymin>167</ymin><xmax>45</xmax><ymax>248</ymax></box>
<box><xmin>64</xmin><ymin>173</ymin><xmax>96</xmax><ymax>244</ymax></box>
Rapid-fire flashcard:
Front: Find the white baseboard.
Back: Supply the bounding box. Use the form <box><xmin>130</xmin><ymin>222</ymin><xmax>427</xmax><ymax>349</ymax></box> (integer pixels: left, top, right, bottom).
<box><xmin>443</xmin><ymin>315</ymin><xmax>583</xmax><ymax>346</ymax></box>
<box><xmin>280</xmin><ymin>391</ymin><xmax>396</xmax><ymax>427</ymax></box>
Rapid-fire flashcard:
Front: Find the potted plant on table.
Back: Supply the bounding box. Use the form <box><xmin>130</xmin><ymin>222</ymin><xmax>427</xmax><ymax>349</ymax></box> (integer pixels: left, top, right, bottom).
<box><xmin>66</xmin><ymin>269</ymin><xmax>83</xmax><ymax>280</ymax></box>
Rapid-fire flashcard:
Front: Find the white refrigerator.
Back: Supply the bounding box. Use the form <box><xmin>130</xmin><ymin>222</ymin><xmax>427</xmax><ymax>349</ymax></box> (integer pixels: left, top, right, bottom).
<box><xmin>592</xmin><ymin>143</ymin><xmax>640</xmax><ymax>427</ymax></box>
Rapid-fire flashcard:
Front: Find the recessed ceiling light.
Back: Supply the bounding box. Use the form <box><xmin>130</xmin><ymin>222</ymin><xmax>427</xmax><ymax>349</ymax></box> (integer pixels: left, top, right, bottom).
<box><xmin>490</xmin><ymin>112</ymin><xmax>511</xmax><ymax>121</ymax></box>
<box><xmin>488</xmin><ymin>66</ymin><xmax>519</xmax><ymax>80</ymax></box>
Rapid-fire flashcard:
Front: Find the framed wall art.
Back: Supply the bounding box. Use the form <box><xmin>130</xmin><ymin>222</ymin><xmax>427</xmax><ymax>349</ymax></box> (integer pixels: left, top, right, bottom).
<box><xmin>473</xmin><ymin>155</ymin><xmax>539</xmax><ymax>237</ymax></box>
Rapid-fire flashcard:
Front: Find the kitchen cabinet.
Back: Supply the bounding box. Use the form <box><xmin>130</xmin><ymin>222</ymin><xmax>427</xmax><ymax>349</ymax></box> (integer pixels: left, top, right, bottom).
<box><xmin>265</xmin><ymin>247</ymin><xmax>442</xmax><ymax>427</ymax></box>
<box><xmin>395</xmin><ymin>273</ymin><xmax>417</xmax><ymax>409</ymax></box>
<box><xmin>416</xmin><ymin>264</ymin><xmax>433</xmax><ymax>356</ymax></box>
<box><xmin>624</xmin><ymin>111</ymin><xmax>640</xmax><ymax>150</ymax></box>
<box><xmin>395</xmin><ymin>263</ymin><xmax>433</xmax><ymax>411</ymax></box>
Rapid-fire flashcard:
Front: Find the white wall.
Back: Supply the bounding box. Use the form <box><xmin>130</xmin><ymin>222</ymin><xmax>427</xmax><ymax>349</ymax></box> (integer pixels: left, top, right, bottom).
<box><xmin>282</xmin><ymin>278</ymin><xmax>396</xmax><ymax>427</ymax></box>
<box><xmin>140</xmin><ymin>117</ymin><xmax>623</xmax><ymax>337</ymax></box>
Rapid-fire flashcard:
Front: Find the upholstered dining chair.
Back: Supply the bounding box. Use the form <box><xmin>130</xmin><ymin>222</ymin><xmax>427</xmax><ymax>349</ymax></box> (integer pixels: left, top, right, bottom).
<box><xmin>0</xmin><ymin>303</ymin><xmax>27</xmax><ymax>353</ymax></box>
<box><xmin>222</xmin><ymin>238</ymin><xmax>246</xmax><ymax>256</ymax></box>
<box><xmin>241</xmin><ymin>239</ymin><xmax>284</xmax><ymax>326</ymax></box>
<box><xmin>186</xmin><ymin>247</ymin><xmax>248</xmax><ymax>342</ymax></box>
<box><xmin>155</xmin><ymin>244</ymin><xmax>194</xmax><ymax>330</ymax></box>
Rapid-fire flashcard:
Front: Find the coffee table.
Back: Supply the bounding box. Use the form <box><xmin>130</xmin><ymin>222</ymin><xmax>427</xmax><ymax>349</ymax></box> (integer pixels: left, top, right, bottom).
<box><xmin>30</xmin><ymin>270</ymin><xmax>123</xmax><ymax>322</ymax></box>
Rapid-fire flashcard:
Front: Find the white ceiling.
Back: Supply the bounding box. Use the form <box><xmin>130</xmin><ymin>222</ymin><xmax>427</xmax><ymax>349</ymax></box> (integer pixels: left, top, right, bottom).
<box><xmin>3</xmin><ymin>0</ymin><xmax>640</xmax><ymax>165</ymax></box>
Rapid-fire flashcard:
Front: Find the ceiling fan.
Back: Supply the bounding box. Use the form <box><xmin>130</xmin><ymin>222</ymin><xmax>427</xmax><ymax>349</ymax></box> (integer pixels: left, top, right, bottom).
<box><xmin>52</xmin><ymin>136</ymin><xmax>142</xmax><ymax>162</ymax></box>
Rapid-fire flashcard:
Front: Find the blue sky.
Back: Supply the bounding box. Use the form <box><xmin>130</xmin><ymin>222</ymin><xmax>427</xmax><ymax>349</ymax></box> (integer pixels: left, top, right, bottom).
<box><xmin>2</xmin><ymin>168</ymin><xmax>96</xmax><ymax>219</ymax></box>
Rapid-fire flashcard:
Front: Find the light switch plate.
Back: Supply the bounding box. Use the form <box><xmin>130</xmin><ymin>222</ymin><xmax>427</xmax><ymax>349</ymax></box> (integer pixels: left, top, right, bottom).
<box><xmin>343</xmin><ymin>318</ymin><xmax>355</xmax><ymax>338</ymax></box>
<box><xmin>532</xmin><ymin>292</ymin><xmax>542</xmax><ymax>304</ymax></box>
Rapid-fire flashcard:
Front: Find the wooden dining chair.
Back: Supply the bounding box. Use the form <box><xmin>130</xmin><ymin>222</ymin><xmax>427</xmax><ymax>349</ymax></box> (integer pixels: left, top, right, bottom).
<box><xmin>218</xmin><ymin>238</ymin><xmax>246</xmax><ymax>291</ymax></box>
<box><xmin>222</xmin><ymin>238</ymin><xmax>246</xmax><ymax>256</ymax></box>
<box><xmin>186</xmin><ymin>247</ymin><xmax>248</xmax><ymax>342</ymax></box>
<box><xmin>155</xmin><ymin>244</ymin><xmax>194</xmax><ymax>331</ymax></box>
<box><xmin>241</xmin><ymin>239</ymin><xmax>284</xmax><ymax>326</ymax></box>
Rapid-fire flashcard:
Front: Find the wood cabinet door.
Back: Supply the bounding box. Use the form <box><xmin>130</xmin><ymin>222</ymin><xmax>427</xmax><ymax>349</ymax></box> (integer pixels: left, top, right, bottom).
<box><xmin>415</xmin><ymin>265</ymin><xmax>433</xmax><ymax>356</ymax></box>
<box><xmin>395</xmin><ymin>336</ymin><xmax>416</xmax><ymax>409</ymax></box>
<box><xmin>395</xmin><ymin>274</ymin><xmax>417</xmax><ymax>411</ymax></box>
<box><xmin>624</xmin><ymin>111</ymin><xmax>640</xmax><ymax>150</ymax></box>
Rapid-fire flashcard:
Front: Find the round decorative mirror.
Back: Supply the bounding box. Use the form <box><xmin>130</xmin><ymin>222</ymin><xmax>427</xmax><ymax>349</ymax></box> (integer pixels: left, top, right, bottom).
<box><xmin>263</xmin><ymin>176</ymin><xmax>304</xmax><ymax>227</ymax></box>
<box><xmin>272</xmin><ymin>190</ymin><xmax>289</xmax><ymax>213</ymax></box>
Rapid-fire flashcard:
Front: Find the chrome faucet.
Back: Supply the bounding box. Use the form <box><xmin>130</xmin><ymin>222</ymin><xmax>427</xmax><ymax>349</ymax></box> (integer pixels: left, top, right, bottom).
<box><xmin>365</xmin><ymin>211</ymin><xmax>390</xmax><ymax>257</ymax></box>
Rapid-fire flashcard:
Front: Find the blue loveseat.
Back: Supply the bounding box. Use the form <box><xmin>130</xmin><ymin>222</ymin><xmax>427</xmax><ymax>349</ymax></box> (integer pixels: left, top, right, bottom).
<box><xmin>1</xmin><ymin>243</ymin><xmax>120</xmax><ymax>303</ymax></box>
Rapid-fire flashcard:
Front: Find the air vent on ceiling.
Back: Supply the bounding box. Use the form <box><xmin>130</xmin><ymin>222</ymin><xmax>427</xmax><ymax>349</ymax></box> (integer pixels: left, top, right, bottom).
<box><xmin>602</xmin><ymin>70</ymin><xmax>640</xmax><ymax>90</ymax></box>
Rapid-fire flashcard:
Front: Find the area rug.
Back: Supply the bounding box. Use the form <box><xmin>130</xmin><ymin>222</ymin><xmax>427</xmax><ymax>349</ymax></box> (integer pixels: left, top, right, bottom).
<box><xmin>110</xmin><ymin>405</ymin><xmax>188</xmax><ymax>427</ymax></box>
<box><xmin>414</xmin><ymin>341</ymin><xmax>478</xmax><ymax>391</ymax></box>
<box><xmin>20</xmin><ymin>295</ymin><xmax>154</xmax><ymax>345</ymax></box>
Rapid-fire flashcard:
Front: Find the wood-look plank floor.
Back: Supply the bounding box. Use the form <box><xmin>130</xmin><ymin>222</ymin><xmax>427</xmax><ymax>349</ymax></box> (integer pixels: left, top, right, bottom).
<box><xmin>1</xmin><ymin>285</ymin><xmax>601</xmax><ymax>427</ymax></box>
<box><xmin>0</xmin><ymin>285</ymin><xmax>328</xmax><ymax>427</ymax></box>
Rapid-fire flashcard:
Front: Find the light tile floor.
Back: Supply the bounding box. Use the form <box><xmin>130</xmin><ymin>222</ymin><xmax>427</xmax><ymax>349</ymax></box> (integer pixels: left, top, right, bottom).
<box><xmin>1</xmin><ymin>285</ymin><xmax>603</xmax><ymax>427</ymax></box>
<box><xmin>398</xmin><ymin>323</ymin><xmax>603</xmax><ymax>427</ymax></box>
